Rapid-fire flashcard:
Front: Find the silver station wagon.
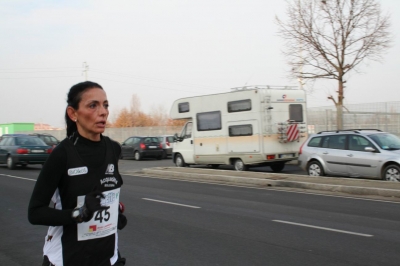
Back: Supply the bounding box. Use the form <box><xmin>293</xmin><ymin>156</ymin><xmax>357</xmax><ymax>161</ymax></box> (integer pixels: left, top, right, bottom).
<box><xmin>298</xmin><ymin>129</ymin><xmax>400</xmax><ymax>181</ymax></box>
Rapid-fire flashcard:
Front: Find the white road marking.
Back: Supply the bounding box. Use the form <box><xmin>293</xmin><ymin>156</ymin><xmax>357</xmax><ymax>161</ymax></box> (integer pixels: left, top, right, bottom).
<box><xmin>142</xmin><ymin>198</ymin><xmax>201</xmax><ymax>209</ymax></box>
<box><xmin>272</xmin><ymin>220</ymin><xmax>373</xmax><ymax>237</ymax></box>
<box><xmin>0</xmin><ymin>174</ymin><xmax>36</xmax><ymax>181</ymax></box>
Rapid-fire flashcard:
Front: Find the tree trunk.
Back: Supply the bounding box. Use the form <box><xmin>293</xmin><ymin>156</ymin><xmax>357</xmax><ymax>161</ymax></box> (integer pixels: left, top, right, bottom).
<box><xmin>336</xmin><ymin>78</ymin><xmax>345</xmax><ymax>130</ymax></box>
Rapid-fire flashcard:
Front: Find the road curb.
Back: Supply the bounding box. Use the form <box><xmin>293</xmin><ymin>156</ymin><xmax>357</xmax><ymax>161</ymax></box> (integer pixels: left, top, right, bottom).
<box><xmin>139</xmin><ymin>167</ymin><xmax>400</xmax><ymax>199</ymax></box>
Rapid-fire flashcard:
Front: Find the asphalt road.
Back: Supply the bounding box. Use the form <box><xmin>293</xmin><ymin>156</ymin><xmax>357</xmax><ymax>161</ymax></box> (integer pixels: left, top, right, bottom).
<box><xmin>117</xmin><ymin>157</ymin><xmax>307</xmax><ymax>175</ymax></box>
<box><xmin>1</xmin><ymin>160</ymin><xmax>399</xmax><ymax>265</ymax></box>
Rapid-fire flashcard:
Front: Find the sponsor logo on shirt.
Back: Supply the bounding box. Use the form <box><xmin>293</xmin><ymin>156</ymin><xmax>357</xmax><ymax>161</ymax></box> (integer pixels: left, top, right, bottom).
<box><xmin>89</xmin><ymin>225</ymin><xmax>97</xmax><ymax>232</ymax></box>
<box><xmin>105</xmin><ymin>164</ymin><xmax>114</xmax><ymax>175</ymax></box>
<box><xmin>68</xmin><ymin>166</ymin><xmax>88</xmax><ymax>176</ymax></box>
<box><xmin>100</xmin><ymin>177</ymin><xmax>118</xmax><ymax>187</ymax></box>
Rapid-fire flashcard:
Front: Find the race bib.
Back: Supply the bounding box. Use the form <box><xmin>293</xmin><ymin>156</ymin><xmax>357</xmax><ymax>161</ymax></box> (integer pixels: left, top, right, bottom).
<box><xmin>76</xmin><ymin>188</ymin><xmax>120</xmax><ymax>241</ymax></box>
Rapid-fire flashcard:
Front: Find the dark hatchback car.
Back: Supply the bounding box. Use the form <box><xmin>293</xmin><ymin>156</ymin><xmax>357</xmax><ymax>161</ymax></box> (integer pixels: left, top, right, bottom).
<box><xmin>0</xmin><ymin>134</ymin><xmax>52</xmax><ymax>169</ymax></box>
<box><xmin>120</xmin><ymin>136</ymin><xmax>163</xmax><ymax>160</ymax></box>
<box><xmin>29</xmin><ymin>133</ymin><xmax>60</xmax><ymax>148</ymax></box>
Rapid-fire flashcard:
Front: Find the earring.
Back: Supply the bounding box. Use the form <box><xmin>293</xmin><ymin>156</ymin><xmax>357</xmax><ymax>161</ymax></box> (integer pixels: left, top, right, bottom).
<box><xmin>74</xmin><ymin>119</ymin><xmax>77</xmax><ymax>122</ymax></box>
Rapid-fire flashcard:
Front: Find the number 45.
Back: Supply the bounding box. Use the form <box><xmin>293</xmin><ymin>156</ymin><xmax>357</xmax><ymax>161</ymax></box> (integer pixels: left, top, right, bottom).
<box><xmin>94</xmin><ymin>209</ymin><xmax>110</xmax><ymax>223</ymax></box>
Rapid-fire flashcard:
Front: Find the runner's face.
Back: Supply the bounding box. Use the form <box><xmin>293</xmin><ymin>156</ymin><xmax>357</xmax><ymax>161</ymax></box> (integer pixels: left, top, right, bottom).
<box><xmin>75</xmin><ymin>88</ymin><xmax>109</xmax><ymax>141</ymax></box>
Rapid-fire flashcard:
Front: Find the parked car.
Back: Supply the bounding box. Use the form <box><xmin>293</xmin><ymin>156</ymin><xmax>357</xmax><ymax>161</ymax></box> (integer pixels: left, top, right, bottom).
<box><xmin>157</xmin><ymin>135</ymin><xmax>175</xmax><ymax>158</ymax></box>
<box><xmin>0</xmin><ymin>134</ymin><xmax>52</xmax><ymax>169</ymax></box>
<box><xmin>120</xmin><ymin>136</ymin><xmax>163</xmax><ymax>160</ymax></box>
<box><xmin>29</xmin><ymin>133</ymin><xmax>60</xmax><ymax>148</ymax></box>
<box><xmin>298</xmin><ymin>129</ymin><xmax>400</xmax><ymax>181</ymax></box>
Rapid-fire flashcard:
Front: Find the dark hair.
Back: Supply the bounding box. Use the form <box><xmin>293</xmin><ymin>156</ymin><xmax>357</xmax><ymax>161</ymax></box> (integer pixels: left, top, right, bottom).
<box><xmin>65</xmin><ymin>81</ymin><xmax>103</xmax><ymax>137</ymax></box>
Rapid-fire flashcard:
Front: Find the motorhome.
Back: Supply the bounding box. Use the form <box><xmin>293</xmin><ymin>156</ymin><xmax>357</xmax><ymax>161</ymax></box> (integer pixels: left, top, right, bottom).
<box><xmin>170</xmin><ymin>86</ymin><xmax>308</xmax><ymax>171</ymax></box>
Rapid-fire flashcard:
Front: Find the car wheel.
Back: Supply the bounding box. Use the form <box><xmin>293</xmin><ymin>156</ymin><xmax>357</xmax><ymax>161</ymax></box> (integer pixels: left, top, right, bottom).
<box><xmin>382</xmin><ymin>164</ymin><xmax>400</xmax><ymax>181</ymax></box>
<box><xmin>134</xmin><ymin>151</ymin><xmax>141</xmax><ymax>161</ymax></box>
<box><xmin>175</xmin><ymin>154</ymin><xmax>187</xmax><ymax>167</ymax></box>
<box><xmin>307</xmin><ymin>161</ymin><xmax>324</xmax><ymax>176</ymax></box>
<box><xmin>234</xmin><ymin>159</ymin><xmax>248</xmax><ymax>171</ymax></box>
<box><xmin>7</xmin><ymin>156</ymin><xmax>16</xmax><ymax>170</ymax></box>
<box><xmin>270</xmin><ymin>162</ymin><xmax>285</xmax><ymax>172</ymax></box>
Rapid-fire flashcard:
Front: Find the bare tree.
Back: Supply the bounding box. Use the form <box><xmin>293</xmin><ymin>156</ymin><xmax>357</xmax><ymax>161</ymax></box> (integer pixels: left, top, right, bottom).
<box><xmin>276</xmin><ymin>0</ymin><xmax>392</xmax><ymax>129</ymax></box>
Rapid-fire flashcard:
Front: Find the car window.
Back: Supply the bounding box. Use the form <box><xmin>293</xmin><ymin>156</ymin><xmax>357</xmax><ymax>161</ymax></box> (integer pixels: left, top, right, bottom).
<box><xmin>308</xmin><ymin>136</ymin><xmax>322</xmax><ymax>147</ymax></box>
<box><xmin>0</xmin><ymin>138</ymin><xmax>9</xmax><ymax>145</ymax></box>
<box><xmin>349</xmin><ymin>135</ymin><xmax>373</xmax><ymax>152</ymax></box>
<box><xmin>5</xmin><ymin>138</ymin><xmax>14</xmax><ymax>146</ymax></box>
<box><xmin>17</xmin><ymin>137</ymin><xmax>46</xmax><ymax>146</ymax></box>
<box><xmin>167</xmin><ymin>136</ymin><xmax>174</xmax><ymax>142</ymax></box>
<box><xmin>124</xmin><ymin>138</ymin><xmax>134</xmax><ymax>145</ymax></box>
<box><xmin>143</xmin><ymin>137</ymin><xmax>159</xmax><ymax>143</ymax></box>
<box><xmin>369</xmin><ymin>133</ymin><xmax>400</xmax><ymax>150</ymax></box>
<box><xmin>158</xmin><ymin>137</ymin><xmax>163</xmax><ymax>142</ymax></box>
<box><xmin>322</xmin><ymin>135</ymin><xmax>346</xmax><ymax>150</ymax></box>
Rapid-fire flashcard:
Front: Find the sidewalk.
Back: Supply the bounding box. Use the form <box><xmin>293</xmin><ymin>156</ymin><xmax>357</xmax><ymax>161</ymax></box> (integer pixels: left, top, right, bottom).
<box><xmin>127</xmin><ymin>167</ymin><xmax>400</xmax><ymax>200</ymax></box>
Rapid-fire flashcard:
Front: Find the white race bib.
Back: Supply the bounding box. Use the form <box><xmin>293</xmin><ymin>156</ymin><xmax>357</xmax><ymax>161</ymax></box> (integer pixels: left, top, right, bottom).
<box><xmin>76</xmin><ymin>188</ymin><xmax>120</xmax><ymax>241</ymax></box>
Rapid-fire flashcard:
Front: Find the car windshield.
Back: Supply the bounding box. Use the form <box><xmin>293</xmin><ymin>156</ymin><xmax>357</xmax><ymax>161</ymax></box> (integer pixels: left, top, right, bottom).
<box><xmin>368</xmin><ymin>133</ymin><xmax>400</xmax><ymax>150</ymax></box>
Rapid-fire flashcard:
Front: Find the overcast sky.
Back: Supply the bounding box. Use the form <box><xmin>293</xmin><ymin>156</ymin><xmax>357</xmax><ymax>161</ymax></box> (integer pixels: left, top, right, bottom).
<box><xmin>1</xmin><ymin>0</ymin><xmax>399</xmax><ymax>128</ymax></box>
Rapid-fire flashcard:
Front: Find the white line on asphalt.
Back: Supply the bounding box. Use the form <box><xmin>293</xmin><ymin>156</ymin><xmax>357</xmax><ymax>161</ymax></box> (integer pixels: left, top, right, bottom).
<box><xmin>0</xmin><ymin>174</ymin><xmax>36</xmax><ymax>181</ymax></box>
<box><xmin>142</xmin><ymin>198</ymin><xmax>201</xmax><ymax>209</ymax></box>
<box><xmin>272</xmin><ymin>220</ymin><xmax>373</xmax><ymax>237</ymax></box>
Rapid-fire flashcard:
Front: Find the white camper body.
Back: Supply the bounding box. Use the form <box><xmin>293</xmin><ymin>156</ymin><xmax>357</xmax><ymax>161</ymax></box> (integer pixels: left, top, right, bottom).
<box><xmin>170</xmin><ymin>86</ymin><xmax>307</xmax><ymax>171</ymax></box>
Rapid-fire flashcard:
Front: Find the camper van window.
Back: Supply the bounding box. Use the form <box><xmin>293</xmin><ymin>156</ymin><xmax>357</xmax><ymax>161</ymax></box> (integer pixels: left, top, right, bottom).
<box><xmin>197</xmin><ymin>111</ymin><xmax>222</xmax><ymax>131</ymax></box>
<box><xmin>289</xmin><ymin>104</ymin><xmax>303</xmax><ymax>122</ymax></box>
<box><xmin>179</xmin><ymin>102</ymin><xmax>190</xmax><ymax>113</ymax></box>
<box><xmin>183</xmin><ymin>122</ymin><xmax>193</xmax><ymax>138</ymax></box>
<box><xmin>227</xmin><ymin>99</ymin><xmax>251</xmax><ymax>113</ymax></box>
<box><xmin>229</xmin><ymin>124</ymin><xmax>253</xmax><ymax>137</ymax></box>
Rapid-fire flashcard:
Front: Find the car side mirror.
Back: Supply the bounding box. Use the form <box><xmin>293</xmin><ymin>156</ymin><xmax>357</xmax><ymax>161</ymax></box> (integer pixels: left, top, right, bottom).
<box><xmin>174</xmin><ymin>133</ymin><xmax>182</xmax><ymax>142</ymax></box>
<box><xmin>365</xmin><ymin>147</ymin><xmax>376</xmax><ymax>152</ymax></box>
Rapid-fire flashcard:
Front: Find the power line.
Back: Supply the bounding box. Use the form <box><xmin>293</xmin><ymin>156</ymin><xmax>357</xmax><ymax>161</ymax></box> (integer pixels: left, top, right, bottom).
<box><xmin>0</xmin><ymin>75</ymin><xmax>81</xmax><ymax>80</ymax></box>
<box><xmin>0</xmin><ymin>70</ymin><xmax>82</xmax><ymax>73</ymax></box>
<box><xmin>0</xmin><ymin>67</ymin><xmax>81</xmax><ymax>71</ymax></box>
<box><xmin>89</xmin><ymin>75</ymin><xmax>222</xmax><ymax>94</ymax></box>
<box><xmin>89</xmin><ymin>68</ymin><xmax>224</xmax><ymax>91</ymax></box>
<box><xmin>0</xmin><ymin>65</ymin><xmax>228</xmax><ymax>93</ymax></box>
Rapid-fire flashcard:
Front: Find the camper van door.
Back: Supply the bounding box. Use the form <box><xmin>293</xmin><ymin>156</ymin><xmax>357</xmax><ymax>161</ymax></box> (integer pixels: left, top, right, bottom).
<box><xmin>175</xmin><ymin>121</ymin><xmax>195</xmax><ymax>164</ymax></box>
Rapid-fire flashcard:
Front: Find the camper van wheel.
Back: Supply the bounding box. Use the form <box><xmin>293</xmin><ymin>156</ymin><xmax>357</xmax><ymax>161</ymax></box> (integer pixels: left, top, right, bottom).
<box><xmin>175</xmin><ymin>154</ymin><xmax>187</xmax><ymax>167</ymax></box>
<box><xmin>234</xmin><ymin>159</ymin><xmax>248</xmax><ymax>171</ymax></box>
<box><xmin>270</xmin><ymin>163</ymin><xmax>285</xmax><ymax>173</ymax></box>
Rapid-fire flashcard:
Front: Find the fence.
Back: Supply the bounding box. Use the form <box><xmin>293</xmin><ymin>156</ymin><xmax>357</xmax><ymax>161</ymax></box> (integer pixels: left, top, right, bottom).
<box><xmin>17</xmin><ymin>102</ymin><xmax>400</xmax><ymax>140</ymax></box>
<box><xmin>307</xmin><ymin>101</ymin><xmax>400</xmax><ymax>136</ymax></box>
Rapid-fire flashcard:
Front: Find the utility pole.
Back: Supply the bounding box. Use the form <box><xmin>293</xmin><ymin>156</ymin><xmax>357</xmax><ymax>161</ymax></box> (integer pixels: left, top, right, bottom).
<box><xmin>82</xmin><ymin>62</ymin><xmax>89</xmax><ymax>81</ymax></box>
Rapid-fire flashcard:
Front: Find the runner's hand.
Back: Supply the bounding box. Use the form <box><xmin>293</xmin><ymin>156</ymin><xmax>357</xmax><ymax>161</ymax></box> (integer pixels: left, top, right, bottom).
<box><xmin>81</xmin><ymin>190</ymin><xmax>110</xmax><ymax>222</ymax></box>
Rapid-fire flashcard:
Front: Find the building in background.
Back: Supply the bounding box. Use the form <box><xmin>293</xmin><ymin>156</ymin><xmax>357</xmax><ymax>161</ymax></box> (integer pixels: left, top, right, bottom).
<box><xmin>0</xmin><ymin>123</ymin><xmax>34</xmax><ymax>135</ymax></box>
